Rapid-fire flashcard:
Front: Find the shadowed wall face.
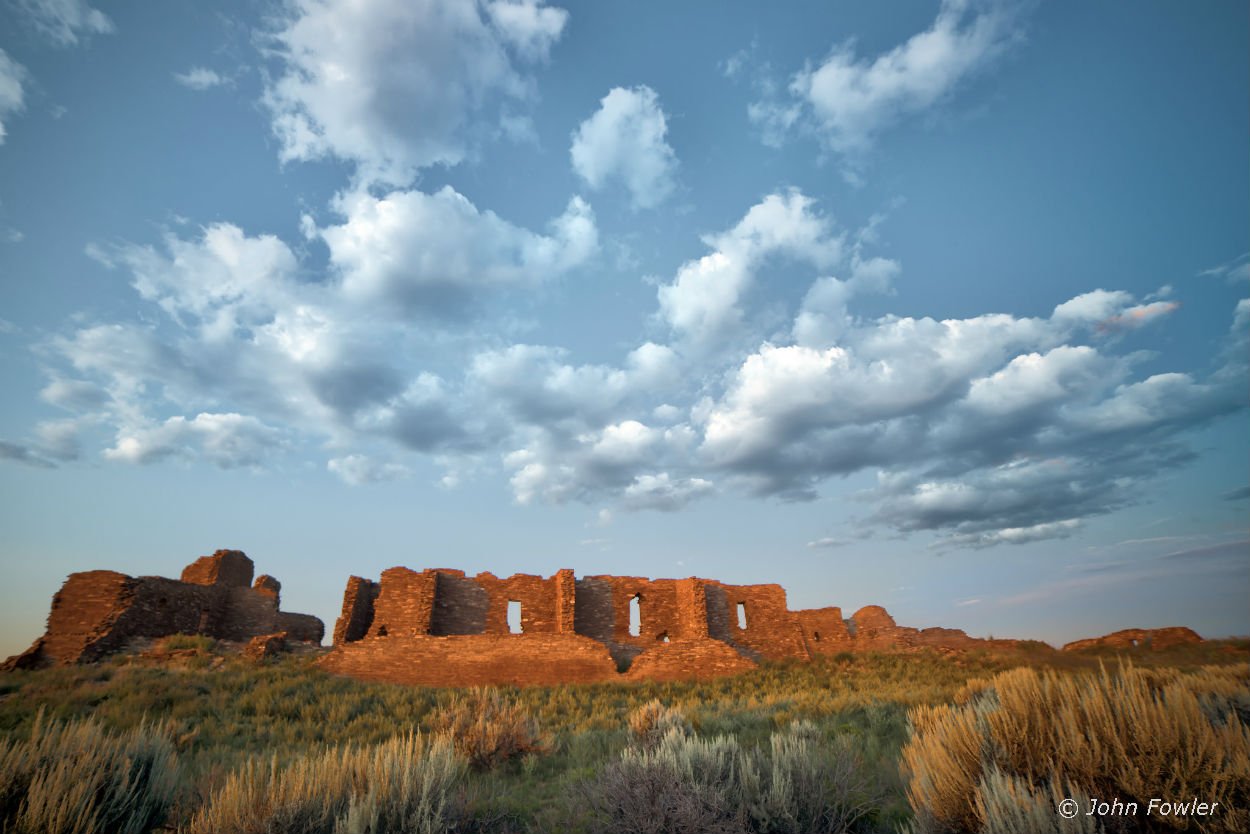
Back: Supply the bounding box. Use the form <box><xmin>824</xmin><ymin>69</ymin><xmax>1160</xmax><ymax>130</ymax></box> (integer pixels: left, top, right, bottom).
<box><xmin>17</xmin><ymin>551</ymin><xmax>324</xmax><ymax>666</ymax></box>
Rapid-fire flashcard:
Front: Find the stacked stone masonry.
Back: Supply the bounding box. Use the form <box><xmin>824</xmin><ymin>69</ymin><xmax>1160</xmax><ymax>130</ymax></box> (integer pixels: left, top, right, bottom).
<box><xmin>6</xmin><ymin>550</ymin><xmax>324</xmax><ymax>668</ymax></box>
<box><xmin>4</xmin><ymin>552</ymin><xmax>1206</xmax><ymax>684</ymax></box>
<box><xmin>322</xmin><ymin>565</ymin><xmax>1199</xmax><ymax>687</ymax></box>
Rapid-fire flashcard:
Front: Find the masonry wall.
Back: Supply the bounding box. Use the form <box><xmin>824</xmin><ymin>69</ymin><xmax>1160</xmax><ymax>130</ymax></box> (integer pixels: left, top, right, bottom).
<box><xmin>15</xmin><ymin>550</ymin><xmax>324</xmax><ymax>666</ymax></box>
<box><xmin>319</xmin><ymin>634</ymin><xmax>619</xmax><ymax>687</ymax></box>
<box><xmin>705</xmin><ymin>581</ymin><xmax>809</xmax><ymax>661</ymax></box>
<box><xmin>333</xmin><ymin>576</ymin><xmax>380</xmax><ymax>645</ymax></box>
<box><xmin>795</xmin><ymin>607</ymin><xmax>853</xmax><ymax>655</ymax></box>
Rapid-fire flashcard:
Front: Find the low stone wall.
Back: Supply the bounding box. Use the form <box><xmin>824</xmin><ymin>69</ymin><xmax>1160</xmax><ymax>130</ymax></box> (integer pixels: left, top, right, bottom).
<box><xmin>624</xmin><ymin>638</ymin><xmax>758</xmax><ymax>682</ymax></box>
<box><xmin>1063</xmin><ymin>627</ymin><xmax>1202</xmax><ymax>652</ymax></box>
<box><xmin>318</xmin><ymin>634</ymin><xmax>620</xmax><ymax>687</ymax></box>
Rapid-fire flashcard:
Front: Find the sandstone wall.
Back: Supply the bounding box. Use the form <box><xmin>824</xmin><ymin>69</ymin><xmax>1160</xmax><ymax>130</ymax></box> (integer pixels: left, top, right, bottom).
<box><xmin>318</xmin><ymin>634</ymin><xmax>619</xmax><ymax>687</ymax></box>
<box><xmin>11</xmin><ymin>550</ymin><xmax>323</xmax><ymax>666</ymax></box>
<box><xmin>624</xmin><ymin>638</ymin><xmax>758</xmax><ymax>682</ymax></box>
<box><xmin>332</xmin><ymin>576</ymin><xmax>379</xmax><ymax>644</ymax></box>
<box><xmin>705</xmin><ymin>581</ymin><xmax>809</xmax><ymax>661</ymax></box>
<box><xmin>796</xmin><ymin>607</ymin><xmax>853</xmax><ymax>655</ymax></box>
<box><xmin>1062</xmin><ymin>627</ymin><xmax>1202</xmax><ymax>652</ymax></box>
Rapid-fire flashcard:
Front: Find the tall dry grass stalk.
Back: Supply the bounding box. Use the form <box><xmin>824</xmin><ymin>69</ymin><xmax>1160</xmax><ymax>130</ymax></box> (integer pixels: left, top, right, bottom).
<box><xmin>185</xmin><ymin>732</ymin><xmax>463</xmax><ymax>834</ymax></box>
<box><xmin>901</xmin><ymin>662</ymin><xmax>1250</xmax><ymax>833</ymax></box>
<box><xmin>0</xmin><ymin>710</ymin><xmax>179</xmax><ymax>834</ymax></box>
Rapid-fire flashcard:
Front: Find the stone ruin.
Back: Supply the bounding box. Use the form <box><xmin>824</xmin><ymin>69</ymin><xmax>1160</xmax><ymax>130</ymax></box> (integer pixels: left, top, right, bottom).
<box><xmin>1061</xmin><ymin>627</ymin><xmax>1203</xmax><ymax>652</ymax></box>
<box><xmin>5</xmin><ymin>550</ymin><xmax>323</xmax><ymax>669</ymax></box>
<box><xmin>317</xmin><ymin>567</ymin><xmax>1024</xmax><ymax>686</ymax></box>
<box><xmin>3</xmin><ymin>553</ymin><xmax>1207</xmax><ymax>685</ymax></box>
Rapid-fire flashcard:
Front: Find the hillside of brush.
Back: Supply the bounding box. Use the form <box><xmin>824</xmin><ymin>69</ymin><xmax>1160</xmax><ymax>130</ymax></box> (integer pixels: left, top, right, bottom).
<box><xmin>1</xmin><ymin>637</ymin><xmax>1247</xmax><ymax>833</ymax></box>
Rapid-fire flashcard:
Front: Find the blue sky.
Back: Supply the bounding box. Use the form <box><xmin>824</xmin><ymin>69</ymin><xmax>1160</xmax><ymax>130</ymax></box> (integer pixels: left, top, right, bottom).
<box><xmin>1</xmin><ymin>0</ymin><xmax>1246</xmax><ymax>658</ymax></box>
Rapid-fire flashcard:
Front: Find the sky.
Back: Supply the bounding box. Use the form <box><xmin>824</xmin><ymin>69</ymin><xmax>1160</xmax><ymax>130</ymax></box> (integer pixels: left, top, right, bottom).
<box><xmin>0</xmin><ymin>0</ymin><xmax>1246</xmax><ymax>659</ymax></box>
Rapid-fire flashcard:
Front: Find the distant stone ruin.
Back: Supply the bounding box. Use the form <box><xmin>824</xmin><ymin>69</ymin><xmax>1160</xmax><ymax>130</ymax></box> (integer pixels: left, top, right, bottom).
<box><xmin>1061</xmin><ymin>627</ymin><xmax>1203</xmax><ymax>652</ymax></box>
<box><xmin>5</xmin><ymin>550</ymin><xmax>323</xmax><ymax>669</ymax></box>
<box><xmin>4</xmin><ymin>553</ymin><xmax>1208</xmax><ymax>685</ymax></box>
<box><xmin>318</xmin><ymin>567</ymin><xmax>1028</xmax><ymax>686</ymax></box>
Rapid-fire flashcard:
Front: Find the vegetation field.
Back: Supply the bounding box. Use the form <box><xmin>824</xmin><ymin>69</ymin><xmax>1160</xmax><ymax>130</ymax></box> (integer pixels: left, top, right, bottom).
<box><xmin>1</xmin><ymin>638</ymin><xmax>1247</xmax><ymax>833</ymax></box>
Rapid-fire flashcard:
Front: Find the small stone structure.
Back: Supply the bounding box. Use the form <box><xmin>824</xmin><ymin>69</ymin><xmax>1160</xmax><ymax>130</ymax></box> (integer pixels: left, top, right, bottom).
<box><xmin>1062</xmin><ymin>627</ymin><xmax>1203</xmax><ymax>652</ymax></box>
<box><xmin>5</xmin><ymin>550</ymin><xmax>323</xmax><ymax>669</ymax></box>
<box><xmin>318</xmin><ymin>567</ymin><xmax>1049</xmax><ymax>686</ymax></box>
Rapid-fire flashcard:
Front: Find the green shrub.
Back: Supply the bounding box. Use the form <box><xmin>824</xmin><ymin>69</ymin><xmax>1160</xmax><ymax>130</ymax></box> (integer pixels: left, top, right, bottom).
<box><xmin>748</xmin><ymin>721</ymin><xmax>880</xmax><ymax>834</ymax></box>
<box><xmin>901</xmin><ymin>663</ymin><xmax>1250</xmax><ymax>833</ymax></box>
<box><xmin>0</xmin><ymin>710</ymin><xmax>179</xmax><ymax>834</ymax></box>
<box><xmin>585</xmin><ymin>722</ymin><xmax>884</xmax><ymax>834</ymax></box>
<box><xmin>428</xmin><ymin>687</ymin><xmax>550</xmax><ymax>772</ymax></box>
<box><xmin>186</xmin><ymin>732</ymin><xmax>463</xmax><ymax>834</ymax></box>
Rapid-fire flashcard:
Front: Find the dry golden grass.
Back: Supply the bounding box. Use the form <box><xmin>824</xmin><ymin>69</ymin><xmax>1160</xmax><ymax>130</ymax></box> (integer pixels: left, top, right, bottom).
<box><xmin>185</xmin><ymin>732</ymin><xmax>463</xmax><ymax>834</ymax></box>
<box><xmin>901</xmin><ymin>662</ymin><xmax>1250</xmax><ymax>833</ymax></box>
<box><xmin>0</xmin><ymin>710</ymin><xmax>179</xmax><ymax>834</ymax></box>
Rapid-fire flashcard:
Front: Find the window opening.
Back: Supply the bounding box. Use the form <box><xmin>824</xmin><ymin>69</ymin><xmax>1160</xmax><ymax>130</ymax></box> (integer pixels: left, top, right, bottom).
<box><xmin>736</xmin><ymin>602</ymin><xmax>748</xmax><ymax>630</ymax></box>
<box><xmin>507</xmin><ymin>600</ymin><xmax>523</xmax><ymax>634</ymax></box>
<box><xmin>629</xmin><ymin>594</ymin><xmax>642</xmax><ymax>637</ymax></box>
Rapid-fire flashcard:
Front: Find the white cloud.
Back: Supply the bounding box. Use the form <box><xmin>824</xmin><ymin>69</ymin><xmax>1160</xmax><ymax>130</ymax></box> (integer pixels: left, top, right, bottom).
<box><xmin>263</xmin><ymin>0</ymin><xmax>568</xmax><ymax>185</ymax></box>
<box><xmin>621</xmin><ymin>472</ymin><xmax>713</xmax><ymax>512</ymax></box>
<box><xmin>104</xmin><ymin>413</ymin><xmax>283</xmax><ymax>469</ymax></box>
<box><xmin>174</xmin><ymin>67</ymin><xmax>228</xmax><ymax>91</ymax></box>
<box><xmin>328</xmin><ymin>453</ymin><xmax>412</xmax><ymax>485</ymax></box>
<box><xmin>93</xmin><ymin>223</ymin><xmax>299</xmax><ymax>342</ymax></box>
<box><xmin>471</xmin><ymin>341</ymin><xmax>676</xmax><ymax>426</ymax></box>
<box><xmin>943</xmin><ymin>520</ymin><xmax>1081</xmax><ymax>550</ymax></box>
<box><xmin>806</xmin><ymin>536</ymin><xmax>848</xmax><ymax>549</ymax></box>
<box><xmin>657</xmin><ymin>189</ymin><xmax>842</xmax><ymax>344</ymax></box>
<box><xmin>485</xmin><ymin>0</ymin><xmax>568</xmax><ymax>61</ymax></box>
<box><xmin>320</xmin><ymin>187</ymin><xmax>597</xmax><ymax>315</ymax></box>
<box><xmin>1198</xmin><ymin>252</ymin><xmax>1250</xmax><ymax>284</ymax></box>
<box><xmin>15</xmin><ymin>0</ymin><xmax>114</xmax><ymax>46</ymax></box>
<box><xmin>570</xmin><ymin>86</ymin><xmax>678</xmax><ymax>209</ymax></box>
<box><xmin>0</xmin><ymin>50</ymin><xmax>27</xmax><ymax>145</ymax></box>
<box><xmin>754</xmin><ymin>0</ymin><xmax>1022</xmax><ymax>158</ymax></box>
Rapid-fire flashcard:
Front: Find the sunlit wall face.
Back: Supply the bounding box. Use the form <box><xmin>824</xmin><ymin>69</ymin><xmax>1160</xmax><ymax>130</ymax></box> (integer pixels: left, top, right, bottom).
<box><xmin>0</xmin><ymin>0</ymin><xmax>1246</xmax><ymax>658</ymax></box>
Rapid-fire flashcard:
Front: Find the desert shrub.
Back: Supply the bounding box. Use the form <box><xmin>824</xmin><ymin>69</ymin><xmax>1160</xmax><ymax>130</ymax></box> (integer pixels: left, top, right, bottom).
<box><xmin>901</xmin><ymin>663</ymin><xmax>1250</xmax><ymax>833</ymax></box>
<box><xmin>585</xmin><ymin>728</ymin><xmax>749</xmax><ymax>834</ymax></box>
<box><xmin>0</xmin><ymin>710</ymin><xmax>179</xmax><ymax>834</ymax></box>
<box><xmin>585</xmin><ymin>722</ymin><xmax>885</xmax><ymax>834</ymax></box>
<box><xmin>747</xmin><ymin>721</ymin><xmax>880</xmax><ymax>834</ymax></box>
<box><xmin>186</xmin><ymin>732</ymin><xmax>463</xmax><ymax>834</ymax></box>
<box><xmin>627</xmin><ymin>699</ymin><xmax>693</xmax><ymax>751</ymax></box>
<box><xmin>971</xmin><ymin>766</ymin><xmax>1101</xmax><ymax>834</ymax></box>
<box><xmin>428</xmin><ymin>687</ymin><xmax>549</xmax><ymax>772</ymax></box>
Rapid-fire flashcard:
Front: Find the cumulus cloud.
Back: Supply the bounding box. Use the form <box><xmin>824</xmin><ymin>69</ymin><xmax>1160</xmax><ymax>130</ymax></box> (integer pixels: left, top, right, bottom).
<box><xmin>19</xmin><ymin>183</ymin><xmax>1245</xmax><ymax>542</ymax></box>
<box><xmin>174</xmin><ymin>67</ymin><xmax>228</xmax><ymax>91</ymax></box>
<box><xmin>658</xmin><ymin>189</ymin><xmax>842</xmax><ymax>344</ymax></box>
<box><xmin>15</xmin><ymin>0</ymin><xmax>114</xmax><ymax>46</ymax></box>
<box><xmin>471</xmin><ymin>341</ymin><xmax>677</xmax><ymax>426</ymax></box>
<box><xmin>694</xmin><ymin>283</ymin><xmax>1240</xmax><ymax>541</ymax></box>
<box><xmin>91</xmin><ymin>223</ymin><xmax>299</xmax><ymax>342</ymax></box>
<box><xmin>752</xmin><ymin>0</ymin><xmax>1023</xmax><ymax>160</ymax></box>
<box><xmin>320</xmin><ymin>187</ymin><xmax>597</xmax><ymax>315</ymax></box>
<box><xmin>263</xmin><ymin>0</ymin><xmax>568</xmax><ymax>185</ymax></box>
<box><xmin>571</xmin><ymin>86</ymin><xmax>678</xmax><ymax>209</ymax></box>
<box><xmin>622</xmin><ymin>472</ymin><xmax>713</xmax><ymax>511</ymax></box>
<box><xmin>104</xmin><ymin>413</ymin><xmax>283</xmax><ymax>469</ymax></box>
<box><xmin>504</xmin><ymin>419</ymin><xmax>700</xmax><ymax>506</ymax></box>
<box><xmin>0</xmin><ymin>50</ymin><xmax>27</xmax><ymax>145</ymax></box>
<box><xmin>328</xmin><ymin>453</ymin><xmax>412</xmax><ymax>485</ymax></box>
